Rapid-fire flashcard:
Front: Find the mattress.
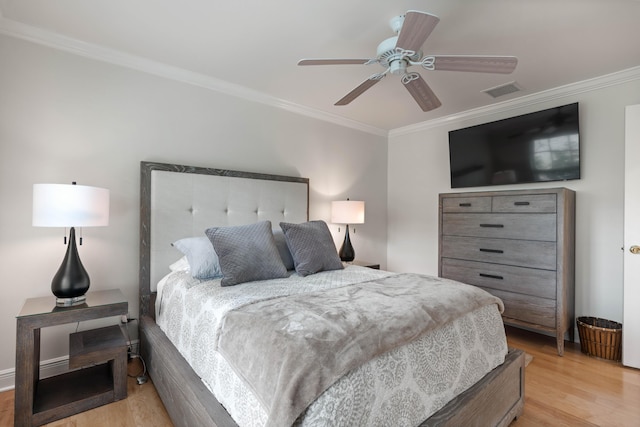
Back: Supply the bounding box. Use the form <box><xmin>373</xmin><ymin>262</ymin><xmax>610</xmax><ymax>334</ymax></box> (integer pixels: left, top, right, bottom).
<box><xmin>156</xmin><ymin>265</ymin><xmax>508</xmax><ymax>427</ymax></box>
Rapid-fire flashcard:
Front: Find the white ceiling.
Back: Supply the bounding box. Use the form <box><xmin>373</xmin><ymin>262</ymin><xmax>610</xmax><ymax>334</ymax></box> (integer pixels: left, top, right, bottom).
<box><xmin>1</xmin><ymin>0</ymin><xmax>639</xmax><ymax>133</ymax></box>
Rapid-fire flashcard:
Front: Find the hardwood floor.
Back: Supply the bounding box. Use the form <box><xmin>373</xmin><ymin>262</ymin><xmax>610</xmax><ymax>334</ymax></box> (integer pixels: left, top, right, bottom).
<box><xmin>507</xmin><ymin>325</ymin><xmax>640</xmax><ymax>427</ymax></box>
<box><xmin>1</xmin><ymin>327</ymin><xmax>639</xmax><ymax>426</ymax></box>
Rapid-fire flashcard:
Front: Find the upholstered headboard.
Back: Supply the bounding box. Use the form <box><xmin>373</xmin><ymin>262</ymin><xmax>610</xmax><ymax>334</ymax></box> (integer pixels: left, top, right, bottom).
<box><xmin>139</xmin><ymin>161</ymin><xmax>309</xmax><ymax>317</ymax></box>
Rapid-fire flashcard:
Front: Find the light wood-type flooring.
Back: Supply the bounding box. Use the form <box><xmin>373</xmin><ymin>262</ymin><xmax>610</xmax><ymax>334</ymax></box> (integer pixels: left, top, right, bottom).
<box><xmin>507</xmin><ymin>326</ymin><xmax>640</xmax><ymax>427</ymax></box>
<box><xmin>1</xmin><ymin>326</ymin><xmax>639</xmax><ymax>426</ymax></box>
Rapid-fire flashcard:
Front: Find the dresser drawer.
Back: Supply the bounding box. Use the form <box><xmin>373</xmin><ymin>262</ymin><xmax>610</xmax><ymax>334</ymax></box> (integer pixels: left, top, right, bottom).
<box><xmin>492</xmin><ymin>194</ymin><xmax>557</xmax><ymax>213</ymax></box>
<box><xmin>441</xmin><ymin>196</ymin><xmax>491</xmax><ymax>213</ymax></box>
<box><xmin>483</xmin><ymin>288</ymin><xmax>557</xmax><ymax>328</ymax></box>
<box><xmin>441</xmin><ymin>235</ymin><xmax>557</xmax><ymax>270</ymax></box>
<box><xmin>441</xmin><ymin>258</ymin><xmax>556</xmax><ymax>299</ymax></box>
<box><xmin>442</xmin><ymin>213</ymin><xmax>556</xmax><ymax>241</ymax></box>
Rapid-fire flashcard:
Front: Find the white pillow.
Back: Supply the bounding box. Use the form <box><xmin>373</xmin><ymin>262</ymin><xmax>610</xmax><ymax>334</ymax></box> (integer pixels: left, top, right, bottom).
<box><xmin>172</xmin><ymin>236</ymin><xmax>223</xmax><ymax>280</ymax></box>
<box><xmin>169</xmin><ymin>256</ymin><xmax>190</xmax><ymax>272</ymax></box>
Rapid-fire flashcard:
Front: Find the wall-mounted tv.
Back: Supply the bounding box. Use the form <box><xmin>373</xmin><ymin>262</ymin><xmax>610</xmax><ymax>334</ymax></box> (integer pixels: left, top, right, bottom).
<box><xmin>449</xmin><ymin>102</ymin><xmax>580</xmax><ymax>188</ymax></box>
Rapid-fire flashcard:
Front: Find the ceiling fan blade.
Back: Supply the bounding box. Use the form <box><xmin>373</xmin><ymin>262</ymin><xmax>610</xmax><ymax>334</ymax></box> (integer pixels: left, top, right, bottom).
<box><xmin>335</xmin><ymin>75</ymin><xmax>385</xmax><ymax>106</ymax></box>
<box><xmin>395</xmin><ymin>11</ymin><xmax>440</xmax><ymax>53</ymax></box>
<box><xmin>431</xmin><ymin>55</ymin><xmax>518</xmax><ymax>74</ymax></box>
<box><xmin>402</xmin><ymin>73</ymin><xmax>441</xmax><ymax>112</ymax></box>
<box><xmin>298</xmin><ymin>59</ymin><xmax>373</xmax><ymax>66</ymax></box>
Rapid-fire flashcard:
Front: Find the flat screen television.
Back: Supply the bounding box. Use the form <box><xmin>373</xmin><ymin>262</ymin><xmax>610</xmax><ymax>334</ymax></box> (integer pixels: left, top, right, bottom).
<box><xmin>449</xmin><ymin>102</ymin><xmax>580</xmax><ymax>188</ymax></box>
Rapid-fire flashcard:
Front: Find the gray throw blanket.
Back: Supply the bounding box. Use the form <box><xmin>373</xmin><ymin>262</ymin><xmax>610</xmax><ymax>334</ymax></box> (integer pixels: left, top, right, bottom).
<box><xmin>216</xmin><ymin>273</ymin><xmax>504</xmax><ymax>427</ymax></box>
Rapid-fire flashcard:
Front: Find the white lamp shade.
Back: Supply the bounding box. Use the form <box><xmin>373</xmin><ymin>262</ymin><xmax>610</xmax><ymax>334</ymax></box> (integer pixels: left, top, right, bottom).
<box><xmin>331</xmin><ymin>200</ymin><xmax>365</xmax><ymax>224</ymax></box>
<box><xmin>33</xmin><ymin>183</ymin><xmax>110</xmax><ymax>227</ymax></box>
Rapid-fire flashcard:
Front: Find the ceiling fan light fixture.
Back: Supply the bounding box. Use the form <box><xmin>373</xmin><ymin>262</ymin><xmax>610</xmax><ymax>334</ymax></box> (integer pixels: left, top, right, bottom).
<box><xmin>390</xmin><ymin>59</ymin><xmax>407</xmax><ymax>75</ymax></box>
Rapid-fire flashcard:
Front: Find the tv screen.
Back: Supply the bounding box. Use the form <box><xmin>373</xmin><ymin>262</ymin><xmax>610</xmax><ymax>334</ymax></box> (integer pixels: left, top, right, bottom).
<box><xmin>449</xmin><ymin>103</ymin><xmax>580</xmax><ymax>188</ymax></box>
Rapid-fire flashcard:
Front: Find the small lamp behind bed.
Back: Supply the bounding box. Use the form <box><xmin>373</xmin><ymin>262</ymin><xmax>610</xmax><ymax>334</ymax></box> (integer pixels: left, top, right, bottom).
<box><xmin>331</xmin><ymin>199</ymin><xmax>365</xmax><ymax>262</ymax></box>
<box><xmin>32</xmin><ymin>182</ymin><xmax>109</xmax><ymax>306</ymax></box>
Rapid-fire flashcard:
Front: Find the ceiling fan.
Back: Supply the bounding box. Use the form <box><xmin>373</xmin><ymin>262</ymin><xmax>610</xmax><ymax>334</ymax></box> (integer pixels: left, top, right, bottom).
<box><xmin>298</xmin><ymin>10</ymin><xmax>518</xmax><ymax>112</ymax></box>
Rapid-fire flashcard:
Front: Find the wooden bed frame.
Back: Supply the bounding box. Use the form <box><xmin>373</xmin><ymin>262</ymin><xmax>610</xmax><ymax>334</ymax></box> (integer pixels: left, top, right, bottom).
<box><xmin>138</xmin><ymin>161</ymin><xmax>525</xmax><ymax>427</ymax></box>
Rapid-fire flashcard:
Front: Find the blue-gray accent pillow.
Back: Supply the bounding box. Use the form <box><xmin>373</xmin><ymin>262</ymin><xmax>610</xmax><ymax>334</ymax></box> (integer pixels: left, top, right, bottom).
<box><xmin>273</xmin><ymin>229</ymin><xmax>295</xmax><ymax>271</ymax></box>
<box><xmin>279</xmin><ymin>220</ymin><xmax>344</xmax><ymax>277</ymax></box>
<box><xmin>172</xmin><ymin>236</ymin><xmax>222</xmax><ymax>280</ymax></box>
<box><xmin>205</xmin><ymin>221</ymin><xmax>288</xmax><ymax>287</ymax></box>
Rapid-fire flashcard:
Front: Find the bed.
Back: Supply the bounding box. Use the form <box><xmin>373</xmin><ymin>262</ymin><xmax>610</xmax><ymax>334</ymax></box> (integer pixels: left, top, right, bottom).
<box><xmin>138</xmin><ymin>161</ymin><xmax>525</xmax><ymax>427</ymax></box>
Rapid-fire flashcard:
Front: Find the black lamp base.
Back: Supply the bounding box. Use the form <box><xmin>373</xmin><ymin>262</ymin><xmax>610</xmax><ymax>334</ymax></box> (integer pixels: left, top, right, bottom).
<box><xmin>51</xmin><ymin>227</ymin><xmax>90</xmax><ymax>303</ymax></box>
<box><xmin>338</xmin><ymin>224</ymin><xmax>355</xmax><ymax>262</ymax></box>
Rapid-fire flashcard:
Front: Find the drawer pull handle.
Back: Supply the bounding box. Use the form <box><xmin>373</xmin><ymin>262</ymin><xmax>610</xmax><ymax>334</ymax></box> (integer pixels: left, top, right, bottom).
<box><xmin>514</xmin><ymin>201</ymin><xmax>530</xmax><ymax>206</ymax></box>
<box><xmin>479</xmin><ymin>248</ymin><xmax>504</xmax><ymax>254</ymax></box>
<box><xmin>479</xmin><ymin>224</ymin><xmax>504</xmax><ymax>228</ymax></box>
<box><xmin>479</xmin><ymin>273</ymin><xmax>504</xmax><ymax>280</ymax></box>
<box><xmin>459</xmin><ymin>203</ymin><xmax>472</xmax><ymax>207</ymax></box>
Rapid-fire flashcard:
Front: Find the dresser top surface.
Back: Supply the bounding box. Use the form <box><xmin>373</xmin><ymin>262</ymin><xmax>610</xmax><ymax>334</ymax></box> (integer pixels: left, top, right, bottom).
<box><xmin>439</xmin><ymin>187</ymin><xmax>575</xmax><ymax>198</ymax></box>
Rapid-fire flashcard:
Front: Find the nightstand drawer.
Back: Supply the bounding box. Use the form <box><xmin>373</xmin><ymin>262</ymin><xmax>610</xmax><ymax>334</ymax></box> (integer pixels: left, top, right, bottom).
<box><xmin>441</xmin><ymin>258</ymin><xmax>556</xmax><ymax>299</ymax></box>
<box><xmin>442</xmin><ymin>213</ymin><xmax>556</xmax><ymax>241</ymax></box>
<box><xmin>441</xmin><ymin>235</ymin><xmax>557</xmax><ymax>270</ymax></box>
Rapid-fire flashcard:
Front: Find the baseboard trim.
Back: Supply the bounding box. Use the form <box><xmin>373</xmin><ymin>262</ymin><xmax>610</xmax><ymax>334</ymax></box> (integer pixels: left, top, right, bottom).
<box><xmin>0</xmin><ymin>355</ymin><xmax>67</xmax><ymax>392</ymax></box>
<box><xmin>0</xmin><ymin>339</ymin><xmax>140</xmax><ymax>392</ymax></box>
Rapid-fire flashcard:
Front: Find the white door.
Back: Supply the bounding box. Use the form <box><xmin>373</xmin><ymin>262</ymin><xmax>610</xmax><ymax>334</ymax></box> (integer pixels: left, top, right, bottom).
<box><xmin>624</xmin><ymin>104</ymin><xmax>640</xmax><ymax>369</ymax></box>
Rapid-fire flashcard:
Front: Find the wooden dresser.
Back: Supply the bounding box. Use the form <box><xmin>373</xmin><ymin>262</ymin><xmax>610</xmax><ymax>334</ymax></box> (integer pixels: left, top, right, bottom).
<box><xmin>438</xmin><ymin>188</ymin><xmax>575</xmax><ymax>355</ymax></box>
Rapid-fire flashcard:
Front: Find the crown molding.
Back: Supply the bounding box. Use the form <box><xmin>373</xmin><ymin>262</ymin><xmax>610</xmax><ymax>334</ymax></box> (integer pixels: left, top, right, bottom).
<box><xmin>389</xmin><ymin>65</ymin><xmax>640</xmax><ymax>137</ymax></box>
<box><xmin>0</xmin><ymin>15</ymin><xmax>388</xmax><ymax>137</ymax></box>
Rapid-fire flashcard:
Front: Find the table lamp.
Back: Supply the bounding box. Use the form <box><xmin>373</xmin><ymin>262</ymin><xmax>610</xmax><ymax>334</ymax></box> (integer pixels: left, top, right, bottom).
<box><xmin>32</xmin><ymin>182</ymin><xmax>109</xmax><ymax>305</ymax></box>
<box><xmin>331</xmin><ymin>199</ymin><xmax>365</xmax><ymax>262</ymax></box>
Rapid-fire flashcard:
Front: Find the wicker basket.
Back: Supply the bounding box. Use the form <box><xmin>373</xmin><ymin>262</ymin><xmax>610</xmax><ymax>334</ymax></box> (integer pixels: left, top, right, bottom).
<box><xmin>576</xmin><ymin>317</ymin><xmax>622</xmax><ymax>361</ymax></box>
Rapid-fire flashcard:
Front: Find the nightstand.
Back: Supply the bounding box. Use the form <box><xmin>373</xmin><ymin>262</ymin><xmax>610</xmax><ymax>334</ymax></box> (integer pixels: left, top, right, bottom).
<box><xmin>349</xmin><ymin>260</ymin><xmax>381</xmax><ymax>269</ymax></box>
<box><xmin>15</xmin><ymin>289</ymin><xmax>128</xmax><ymax>427</ymax></box>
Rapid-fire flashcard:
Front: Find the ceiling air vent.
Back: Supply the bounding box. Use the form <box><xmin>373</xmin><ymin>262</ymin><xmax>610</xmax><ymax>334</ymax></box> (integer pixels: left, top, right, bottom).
<box><xmin>483</xmin><ymin>81</ymin><xmax>522</xmax><ymax>98</ymax></box>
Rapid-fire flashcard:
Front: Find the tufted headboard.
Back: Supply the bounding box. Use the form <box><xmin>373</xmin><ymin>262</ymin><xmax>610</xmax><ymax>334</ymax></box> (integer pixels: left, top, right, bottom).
<box><xmin>139</xmin><ymin>161</ymin><xmax>309</xmax><ymax>317</ymax></box>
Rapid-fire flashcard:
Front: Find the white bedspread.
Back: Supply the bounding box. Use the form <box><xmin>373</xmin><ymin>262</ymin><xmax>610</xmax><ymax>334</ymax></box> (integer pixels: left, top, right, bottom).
<box><xmin>156</xmin><ymin>265</ymin><xmax>508</xmax><ymax>427</ymax></box>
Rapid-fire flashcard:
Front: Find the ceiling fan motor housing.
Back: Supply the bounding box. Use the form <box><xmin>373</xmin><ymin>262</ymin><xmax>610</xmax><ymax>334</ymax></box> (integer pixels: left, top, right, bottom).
<box><xmin>377</xmin><ymin>36</ymin><xmax>421</xmax><ymax>74</ymax></box>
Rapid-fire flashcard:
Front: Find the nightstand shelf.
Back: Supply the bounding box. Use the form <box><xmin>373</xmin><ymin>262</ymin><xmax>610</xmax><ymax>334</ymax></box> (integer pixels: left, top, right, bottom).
<box><xmin>15</xmin><ymin>289</ymin><xmax>128</xmax><ymax>427</ymax></box>
<box><xmin>33</xmin><ymin>364</ymin><xmax>113</xmax><ymax>417</ymax></box>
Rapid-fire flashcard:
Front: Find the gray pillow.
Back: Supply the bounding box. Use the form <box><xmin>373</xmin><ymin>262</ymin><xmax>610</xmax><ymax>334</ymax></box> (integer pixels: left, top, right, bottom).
<box><xmin>273</xmin><ymin>229</ymin><xmax>295</xmax><ymax>270</ymax></box>
<box><xmin>279</xmin><ymin>220</ymin><xmax>344</xmax><ymax>277</ymax></box>
<box><xmin>205</xmin><ymin>221</ymin><xmax>288</xmax><ymax>286</ymax></box>
<box><xmin>172</xmin><ymin>236</ymin><xmax>222</xmax><ymax>280</ymax></box>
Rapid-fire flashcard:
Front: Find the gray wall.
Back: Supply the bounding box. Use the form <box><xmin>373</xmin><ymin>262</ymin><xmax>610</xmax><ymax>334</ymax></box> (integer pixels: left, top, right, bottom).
<box><xmin>0</xmin><ymin>34</ymin><xmax>388</xmax><ymax>380</ymax></box>
<box><xmin>388</xmin><ymin>79</ymin><xmax>640</xmax><ymax>334</ymax></box>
